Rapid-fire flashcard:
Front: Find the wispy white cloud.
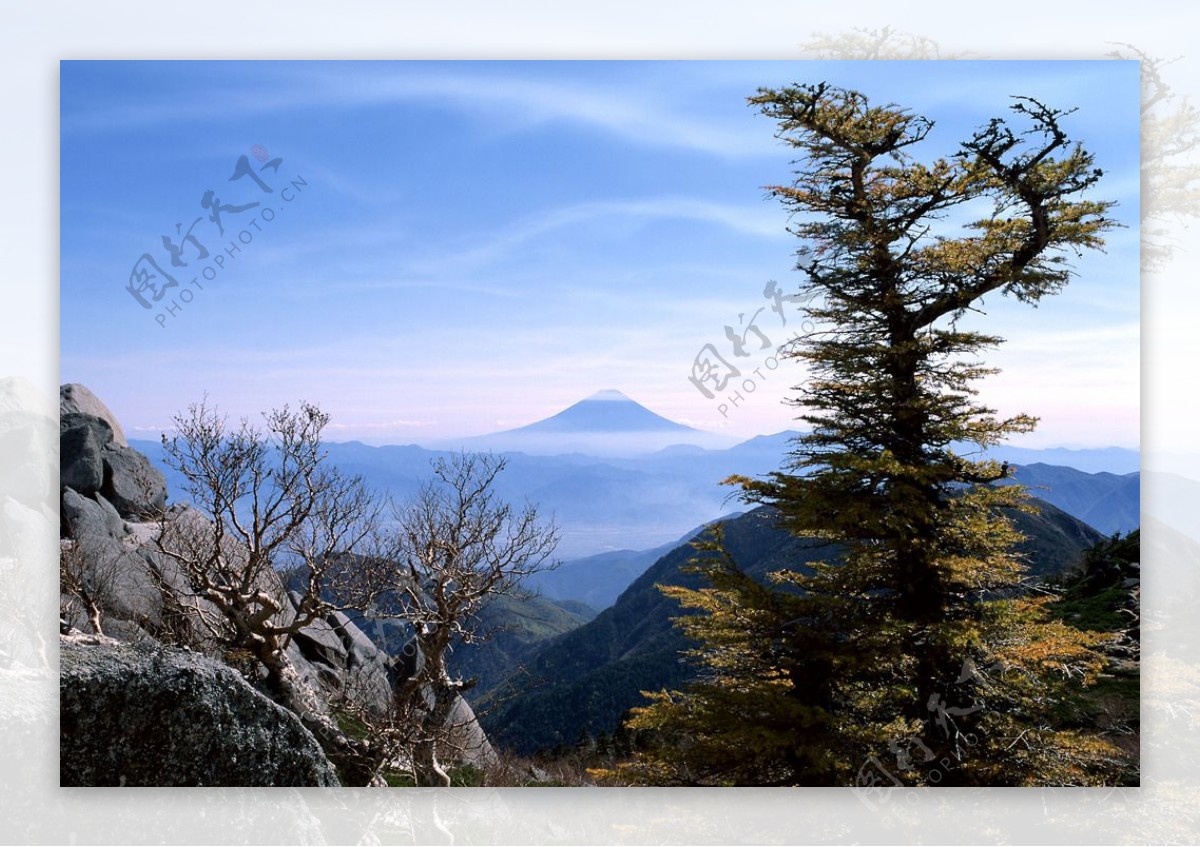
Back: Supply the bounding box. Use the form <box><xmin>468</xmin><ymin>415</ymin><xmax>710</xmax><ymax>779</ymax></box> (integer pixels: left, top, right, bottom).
<box><xmin>322</xmin><ymin>66</ymin><xmax>771</xmax><ymax>157</ymax></box>
<box><xmin>63</xmin><ymin>62</ymin><xmax>776</xmax><ymax>158</ymax></box>
<box><xmin>214</xmin><ymin>190</ymin><xmax>788</xmax><ymax>302</ymax></box>
<box><xmin>400</xmin><ymin>196</ymin><xmax>785</xmax><ymax>277</ymax></box>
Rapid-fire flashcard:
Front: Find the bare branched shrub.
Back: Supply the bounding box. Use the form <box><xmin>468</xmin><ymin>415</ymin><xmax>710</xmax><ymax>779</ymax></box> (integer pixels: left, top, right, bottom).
<box><xmin>337</xmin><ymin>452</ymin><xmax>559</xmax><ymax>786</ymax></box>
<box><xmin>152</xmin><ymin>398</ymin><xmax>385</xmax><ymax>784</ymax></box>
<box><xmin>58</xmin><ymin>530</ymin><xmax>124</xmax><ymax>637</ymax></box>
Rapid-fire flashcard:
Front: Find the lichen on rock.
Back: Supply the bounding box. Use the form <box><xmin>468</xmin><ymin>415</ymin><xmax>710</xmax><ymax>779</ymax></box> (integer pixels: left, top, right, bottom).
<box><xmin>59</xmin><ymin>639</ymin><xmax>340</xmax><ymax>787</ymax></box>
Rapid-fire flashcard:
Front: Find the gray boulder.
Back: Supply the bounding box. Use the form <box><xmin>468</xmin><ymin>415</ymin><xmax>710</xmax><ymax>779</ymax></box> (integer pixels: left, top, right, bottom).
<box><xmin>60</xmin><ymin>488</ymin><xmax>159</xmax><ymax>629</ymax></box>
<box><xmin>60</xmin><ymin>424</ymin><xmax>104</xmax><ymax>495</ymax></box>
<box><xmin>288</xmin><ymin>594</ymin><xmax>348</xmax><ymax>671</ymax></box>
<box><xmin>101</xmin><ymin>444</ymin><xmax>167</xmax><ymax>519</ymax></box>
<box><xmin>447</xmin><ymin>694</ymin><xmax>498</xmax><ymax>769</ymax></box>
<box><xmin>60</xmin><ymin>383</ymin><xmax>128</xmax><ymax>447</ymax></box>
<box><xmin>327</xmin><ymin>610</ymin><xmax>395</xmax><ymax>712</ymax></box>
<box><xmin>329</xmin><ymin>609</ymin><xmax>396</xmax><ymax>672</ymax></box>
<box><xmin>59</xmin><ymin>411</ymin><xmax>115</xmax><ymax>441</ymax></box>
<box><xmin>61</xmin><ymin>487</ymin><xmax>125</xmax><ymax>540</ymax></box>
<box><xmin>283</xmin><ymin>599</ymin><xmax>396</xmax><ymax>714</ymax></box>
<box><xmin>60</xmin><ymin>639</ymin><xmax>340</xmax><ymax>786</ymax></box>
<box><xmin>59</xmin><ymin>414</ymin><xmax>113</xmax><ymax>497</ymax></box>
<box><xmin>58</xmin><ymin>391</ymin><xmax>165</xmax><ymax>519</ymax></box>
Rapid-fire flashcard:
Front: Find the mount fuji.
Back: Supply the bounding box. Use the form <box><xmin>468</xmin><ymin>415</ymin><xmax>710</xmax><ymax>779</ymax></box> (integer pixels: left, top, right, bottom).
<box><xmin>441</xmin><ymin>389</ymin><xmax>733</xmax><ymax>456</ymax></box>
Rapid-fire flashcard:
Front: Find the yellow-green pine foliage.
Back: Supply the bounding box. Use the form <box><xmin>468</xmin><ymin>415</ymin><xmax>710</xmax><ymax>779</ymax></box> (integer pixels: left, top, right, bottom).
<box><xmin>598</xmin><ymin>528</ymin><xmax>853</xmax><ymax>785</ymax></box>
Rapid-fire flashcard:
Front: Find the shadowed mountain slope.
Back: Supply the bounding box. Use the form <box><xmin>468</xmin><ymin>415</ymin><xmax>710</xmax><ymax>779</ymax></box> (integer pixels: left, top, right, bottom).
<box><xmin>483</xmin><ymin>499</ymin><xmax>1106</xmax><ymax>754</ymax></box>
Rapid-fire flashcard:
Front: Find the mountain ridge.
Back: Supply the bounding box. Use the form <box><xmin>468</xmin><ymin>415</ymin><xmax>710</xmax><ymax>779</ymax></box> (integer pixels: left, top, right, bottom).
<box><xmin>130</xmin><ymin>391</ymin><xmax>1139</xmax><ymax>562</ymax></box>
<box><xmin>431</xmin><ymin>390</ymin><xmax>732</xmax><ymax>456</ymax></box>
<box><xmin>131</xmin><ymin>431</ymin><xmax>1141</xmax><ymax>562</ymax></box>
<box><xmin>497</xmin><ymin>389</ymin><xmax>699</xmax><ymax>436</ymax></box>
<box><xmin>482</xmin><ymin>499</ymin><xmax>1110</xmax><ymax>754</ymax></box>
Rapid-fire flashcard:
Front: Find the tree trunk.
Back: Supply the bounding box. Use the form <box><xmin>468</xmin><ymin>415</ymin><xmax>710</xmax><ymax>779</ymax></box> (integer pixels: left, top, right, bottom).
<box><xmin>260</xmin><ymin>646</ymin><xmax>381</xmax><ymax>786</ymax></box>
<box><xmin>86</xmin><ymin>601</ymin><xmax>104</xmax><ymax>638</ymax></box>
<box><xmin>412</xmin><ymin>738</ymin><xmax>451</xmax><ymax>787</ymax></box>
<box><xmin>408</xmin><ymin>675</ymin><xmax>460</xmax><ymax>787</ymax></box>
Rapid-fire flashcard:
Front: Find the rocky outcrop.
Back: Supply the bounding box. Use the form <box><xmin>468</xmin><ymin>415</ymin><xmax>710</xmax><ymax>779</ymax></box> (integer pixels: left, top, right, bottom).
<box><xmin>101</xmin><ymin>445</ymin><xmax>168</xmax><ymax>519</ymax></box>
<box><xmin>59</xmin><ymin>487</ymin><xmax>163</xmax><ymax>630</ymax></box>
<box><xmin>60</xmin><ymin>383</ymin><xmax>128</xmax><ymax>447</ymax></box>
<box><xmin>58</xmin><ymin>383</ymin><xmax>497</xmax><ymax>783</ymax></box>
<box><xmin>61</xmin><ymin>486</ymin><xmax>125</xmax><ymax>541</ymax></box>
<box><xmin>60</xmin><ymin>639</ymin><xmax>340</xmax><ymax>786</ymax></box>
<box><xmin>285</xmin><ymin>606</ymin><xmax>395</xmax><ymax>713</ymax></box>
<box><xmin>59</xmin><ymin>408</ymin><xmax>165</xmax><ymax>519</ymax></box>
<box><xmin>58</xmin><ymin>417</ymin><xmax>106</xmax><ymax>495</ymax></box>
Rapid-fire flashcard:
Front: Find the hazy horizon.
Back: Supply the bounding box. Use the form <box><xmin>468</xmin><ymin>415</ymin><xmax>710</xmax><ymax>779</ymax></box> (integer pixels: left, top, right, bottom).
<box><xmin>114</xmin><ymin>384</ymin><xmax>1142</xmax><ymax>458</ymax></box>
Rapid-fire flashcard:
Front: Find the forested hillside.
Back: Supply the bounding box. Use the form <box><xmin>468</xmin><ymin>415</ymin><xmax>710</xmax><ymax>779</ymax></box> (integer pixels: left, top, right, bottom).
<box><xmin>484</xmin><ymin>500</ymin><xmax>1106</xmax><ymax>754</ymax></box>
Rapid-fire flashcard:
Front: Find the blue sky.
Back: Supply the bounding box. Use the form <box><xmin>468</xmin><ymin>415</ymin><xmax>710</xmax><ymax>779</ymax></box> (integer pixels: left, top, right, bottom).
<box><xmin>60</xmin><ymin>60</ymin><xmax>1140</xmax><ymax>448</ymax></box>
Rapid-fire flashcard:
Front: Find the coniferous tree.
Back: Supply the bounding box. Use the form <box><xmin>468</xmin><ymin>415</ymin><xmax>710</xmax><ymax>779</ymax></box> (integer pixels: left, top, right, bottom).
<box><xmin>604</xmin><ymin>527</ymin><xmax>847</xmax><ymax>785</ymax></box>
<box><xmin>614</xmin><ymin>83</ymin><xmax>1125</xmax><ymax>786</ymax></box>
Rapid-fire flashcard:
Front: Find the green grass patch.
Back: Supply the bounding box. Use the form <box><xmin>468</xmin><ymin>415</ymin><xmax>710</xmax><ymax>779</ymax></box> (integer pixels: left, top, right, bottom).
<box><xmin>380</xmin><ymin>764</ymin><xmax>486</xmax><ymax>787</ymax></box>
<box><xmin>383</xmin><ymin>770</ymin><xmax>415</xmax><ymax>787</ymax></box>
<box><xmin>332</xmin><ymin>708</ymin><xmax>371</xmax><ymax>742</ymax></box>
<box><xmin>1049</xmin><ymin>585</ymin><xmax>1129</xmax><ymax>632</ymax></box>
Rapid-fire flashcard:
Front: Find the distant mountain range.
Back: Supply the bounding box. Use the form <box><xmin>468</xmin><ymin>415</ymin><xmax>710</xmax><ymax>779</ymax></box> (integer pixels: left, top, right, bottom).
<box><xmin>133</xmin><ymin>390</ymin><xmax>1140</xmax><ymax>565</ymax></box>
<box><xmin>1004</xmin><ymin>463</ymin><xmax>1140</xmax><ymax>537</ymax></box>
<box><xmin>979</xmin><ymin>445</ymin><xmax>1140</xmax><ymax>476</ymax></box>
<box><xmin>524</xmin><ymin>520</ymin><xmax>736</xmax><ymax>610</ymax></box>
<box><xmin>511</xmin><ymin>457</ymin><xmax>1139</xmax><ymax>613</ymax></box>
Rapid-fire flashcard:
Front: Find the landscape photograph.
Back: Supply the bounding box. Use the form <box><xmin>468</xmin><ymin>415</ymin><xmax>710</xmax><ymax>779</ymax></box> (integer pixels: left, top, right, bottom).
<box><xmin>58</xmin><ymin>59</ymin><xmax>1141</xmax><ymax>788</ymax></box>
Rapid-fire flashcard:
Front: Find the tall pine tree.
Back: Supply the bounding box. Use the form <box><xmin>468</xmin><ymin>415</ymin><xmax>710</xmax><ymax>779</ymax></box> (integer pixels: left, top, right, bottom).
<box><xmin>611</xmin><ymin>83</ymin><xmax>1125</xmax><ymax>786</ymax></box>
